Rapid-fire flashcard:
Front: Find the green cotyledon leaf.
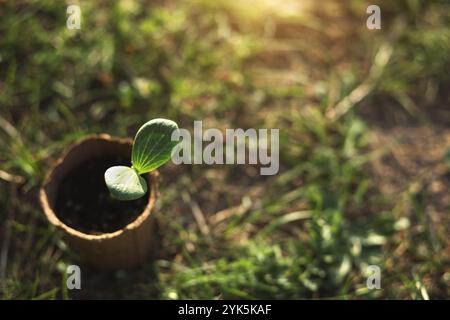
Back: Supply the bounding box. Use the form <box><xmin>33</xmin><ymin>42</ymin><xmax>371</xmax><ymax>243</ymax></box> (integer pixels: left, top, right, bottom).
<box><xmin>131</xmin><ymin>118</ymin><xmax>180</xmax><ymax>174</ymax></box>
<box><xmin>104</xmin><ymin>166</ymin><xmax>147</xmax><ymax>200</ymax></box>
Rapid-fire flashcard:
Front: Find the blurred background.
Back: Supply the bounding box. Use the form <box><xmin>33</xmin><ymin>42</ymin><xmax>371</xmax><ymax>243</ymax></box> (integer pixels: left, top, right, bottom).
<box><xmin>0</xmin><ymin>0</ymin><xmax>449</xmax><ymax>299</ymax></box>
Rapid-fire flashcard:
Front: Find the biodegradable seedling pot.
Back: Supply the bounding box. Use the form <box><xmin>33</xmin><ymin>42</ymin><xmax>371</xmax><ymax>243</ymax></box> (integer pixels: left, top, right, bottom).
<box><xmin>40</xmin><ymin>134</ymin><xmax>159</xmax><ymax>271</ymax></box>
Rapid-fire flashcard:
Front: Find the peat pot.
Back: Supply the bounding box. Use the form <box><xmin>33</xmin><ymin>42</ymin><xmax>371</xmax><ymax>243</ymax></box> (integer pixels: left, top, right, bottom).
<box><xmin>40</xmin><ymin>134</ymin><xmax>159</xmax><ymax>271</ymax></box>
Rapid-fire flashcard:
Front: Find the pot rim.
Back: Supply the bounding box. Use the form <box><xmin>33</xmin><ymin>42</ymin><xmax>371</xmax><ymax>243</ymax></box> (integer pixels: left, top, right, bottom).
<box><xmin>39</xmin><ymin>134</ymin><xmax>158</xmax><ymax>241</ymax></box>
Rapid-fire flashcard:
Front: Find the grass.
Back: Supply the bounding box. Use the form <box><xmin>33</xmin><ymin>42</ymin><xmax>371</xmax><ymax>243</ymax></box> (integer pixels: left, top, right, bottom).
<box><xmin>0</xmin><ymin>0</ymin><xmax>449</xmax><ymax>299</ymax></box>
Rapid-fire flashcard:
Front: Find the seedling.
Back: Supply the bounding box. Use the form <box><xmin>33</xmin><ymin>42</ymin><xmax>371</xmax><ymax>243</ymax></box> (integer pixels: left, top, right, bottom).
<box><xmin>104</xmin><ymin>118</ymin><xmax>179</xmax><ymax>200</ymax></box>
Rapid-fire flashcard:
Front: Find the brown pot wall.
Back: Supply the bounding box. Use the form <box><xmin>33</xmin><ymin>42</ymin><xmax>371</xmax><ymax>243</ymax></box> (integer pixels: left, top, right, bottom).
<box><xmin>40</xmin><ymin>134</ymin><xmax>159</xmax><ymax>271</ymax></box>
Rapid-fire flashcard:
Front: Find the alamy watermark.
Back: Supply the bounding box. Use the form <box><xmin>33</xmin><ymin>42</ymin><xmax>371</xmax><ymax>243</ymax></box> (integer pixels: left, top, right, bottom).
<box><xmin>66</xmin><ymin>4</ymin><xmax>382</xmax><ymax>33</ymax></box>
<box><xmin>366</xmin><ymin>265</ymin><xmax>381</xmax><ymax>290</ymax></box>
<box><xmin>170</xmin><ymin>121</ymin><xmax>279</xmax><ymax>176</ymax></box>
<box><xmin>67</xmin><ymin>5</ymin><xmax>81</xmax><ymax>30</ymax></box>
<box><xmin>366</xmin><ymin>5</ymin><xmax>381</xmax><ymax>30</ymax></box>
<box><xmin>66</xmin><ymin>265</ymin><xmax>81</xmax><ymax>290</ymax></box>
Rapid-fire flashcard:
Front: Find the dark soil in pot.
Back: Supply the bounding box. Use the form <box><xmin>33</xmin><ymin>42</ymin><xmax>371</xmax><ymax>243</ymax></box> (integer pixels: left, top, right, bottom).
<box><xmin>55</xmin><ymin>154</ymin><xmax>147</xmax><ymax>234</ymax></box>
